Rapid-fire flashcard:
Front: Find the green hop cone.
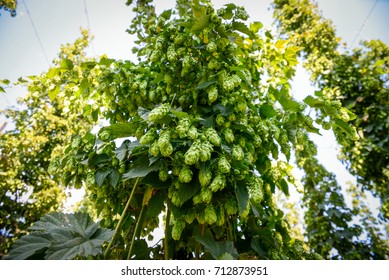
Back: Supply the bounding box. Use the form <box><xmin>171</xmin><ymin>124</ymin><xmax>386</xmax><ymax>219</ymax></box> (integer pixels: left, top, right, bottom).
<box><xmin>148</xmin><ymin>103</ymin><xmax>170</xmax><ymax>123</ymax></box>
<box><xmin>177</xmin><ymin>117</ymin><xmax>191</xmax><ymax>138</ymax></box>
<box><xmin>248</xmin><ymin>177</ymin><xmax>264</xmax><ymax>204</ymax></box>
<box><xmin>179</xmin><ymin>165</ymin><xmax>193</xmax><ymax>183</ymax></box>
<box><xmin>159</xmin><ymin>165</ymin><xmax>169</xmax><ymax>182</ymax></box>
<box><xmin>187</xmin><ymin>126</ymin><xmax>198</xmax><ymax>140</ymax></box>
<box><xmin>206</xmin><ymin>41</ymin><xmax>217</xmax><ymax>53</ymax></box>
<box><xmin>149</xmin><ymin>141</ymin><xmax>160</xmax><ymax>157</ymax></box>
<box><xmin>205</xmin><ymin>204</ymin><xmax>217</xmax><ymax>225</ymax></box>
<box><xmin>160</xmin><ymin>142</ymin><xmax>173</xmax><ymax>157</ymax></box>
<box><xmin>232</xmin><ymin>145</ymin><xmax>245</xmax><ymax>161</ymax></box>
<box><xmin>225</xmin><ymin>197</ymin><xmax>238</xmax><ymax>215</ymax></box>
<box><xmin>218</xmin><ymin>156</ymin><xmax>231</xmax><ymax>174</ymax></box>
<box><xmin>199</xmin><ymin>165</ymin><xmax>212</xmax><ymax>187</ymax></box>
<box><xmin>209</xmin><ymin>173</ymin><xmax>226</xmax><ymax>192</ymax></box>
<box><xmin>205</xmin><ymin>128</ymin><xmax>221</xmax><ymax>146</ymax></box>
<box><xmin>185</xmin><ymin>208</ymin><xmax>196</xmax><ymax>224</ymax></box>
<box><xmin>184</xmin><ymin>142</ymin><xmax>200</xmax><ymax>165</ymax></box>
<box><xmin>207</xmin><ymin>85</ymin><xmax>218</xmax><ymax>104</ymax></box>
<box><xmin>199</xmin><ymin>141</ymin><xmax>213</xmax><ymax>162</ymax></box>
<box><xmin>200</xmin><ymin>187</ymin><xmax>213</xmax><ymax>204</ymax></box>
<box><xmin>171</xmin><ymin>219</ymin><xmax>186</xmax><ymax>241</ymax></box>
<box><xmin>223</xmin><ymin>128</ymin><xmax>235</xmax><ymax>143</ymax></box>
<box><xmin>140</xmin><ymin>128</ymin><xmax>156</xmax><ymax>145</ymax></box>
<box><xmin>98</xmin><ymin>130</ymin><xmax>110</xmax><ymax>141</ymax></box>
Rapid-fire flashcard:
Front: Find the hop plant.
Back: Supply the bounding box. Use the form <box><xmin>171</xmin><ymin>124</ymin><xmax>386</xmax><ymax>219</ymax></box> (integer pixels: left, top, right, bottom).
<box><xmin>148</xmin><ymin>103</ymin><xmax>170</xmax><ymax>123</ymax></box>
<box><xmin>205</xmin><ymin>204</ymin><xmax>217</xmax><ymax>225</ymax></box>
<box><xmin>184</xmin><ymin>140</ymin><xmax>201</xmax><ymax>165</ymax></box>
<box><xmin>209</xmin><ymin>172</ymin><xmax>226</xmax><ymax>192</ymax></box>
<box><xmin>248</xmin><ymin>176</ymin><xmax>264</xmax><ymax>204</ymax></box>
<box><xmin>207</xmin><ymin>85</ymin><xmax>218</xmax><ymax>104</ymax></box>
<box><xmin>172</xmin><ymin>218</ymin><xmax>186</xmax><ymax>241</ymax></box>
<box><xmin>225</xmin><ymin>197</ymin><xmax>238</xmax><ymax>215</ymax></box>
<box><xmin>232</xmin><ymin>145</ymin><xmax>245</xmax><ymax>161</ymax></box>
<box><xmin>223</xmin><ymin>128</ymin><xmax>235</xmax><ymax>143</ymax></box>
<box><xmin>140</xmin><ymin>128</ymin><xmax>156</xmax><ymax>145</ymax></box>
<box><xmin>205</xmin><ymin>128</ymin><xmax>221</xmax><ymax>146</ymax></box>
<box><xmin>177</xmin><ymin>117</ymin><xmax>191</xmax><ymax>138</ymax></box>
<box><xmin>206</xmin><ymin>41</ymin><xmax>217</xmax><ymax>53</ymax></box>
<box><xmin>179</xmin><ymin>165</ymin><xmax>193</xmax><ymax>183</ymax></box>
<box><xmin>199</xmin><ymin>164</ymin><xmax>212</xmax><ymax>187</ymax></box>
<box><xmin>218</xmin><ymin>156</ymin><xmax>231</xmax><ymax>174</ymax></box>
<box><xmin>199</xmin><ymin>140</ymin><xmax>213</xmax><ymax>162</ymax></box>
<box><xmin>187</xmin><ymin>126</ymin><xmax>198</xmax><ymax>140</ymax></box>
<box><xmin>149</xmin><ymin>141</ymin><xmax>160</xmax><ymax>157</ymax></box>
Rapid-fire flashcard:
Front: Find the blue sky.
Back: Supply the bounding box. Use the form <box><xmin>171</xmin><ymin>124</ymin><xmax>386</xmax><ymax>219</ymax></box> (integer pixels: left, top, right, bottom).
<box><xmin>1</xmin><ymin>0</ymin><xmax>388</xmax><ymax>209</ymax></box>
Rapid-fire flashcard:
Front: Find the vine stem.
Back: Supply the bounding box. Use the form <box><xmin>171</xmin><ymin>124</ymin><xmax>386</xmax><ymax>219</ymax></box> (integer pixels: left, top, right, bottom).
<box><xmin>127</xmin><ymin>204</ymin><xmax>145</xmax><ymax>260</ymax></box>
<box><xmin>164</xmin><ymin>209</ymin><xmax>171</xmax><ymax>260</ymax></box>
<box><xmin>104</xmin><ymin>177</ymin><xmax>140</xmax><ymax>259</ymax></box>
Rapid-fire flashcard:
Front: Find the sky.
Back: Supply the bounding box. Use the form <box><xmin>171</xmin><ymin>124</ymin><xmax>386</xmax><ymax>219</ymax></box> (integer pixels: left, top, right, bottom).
<box><xmin>1</xmin><ymin>0</ymin><xmax>389</xmax><ymax>209</ymax></box>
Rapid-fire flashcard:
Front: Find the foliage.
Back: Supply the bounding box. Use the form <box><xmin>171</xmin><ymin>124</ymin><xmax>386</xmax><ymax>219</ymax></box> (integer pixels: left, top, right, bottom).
<box><xmin>273</xmin><ymin>0</ymin><xmax>389</xmax><ymax>259</ymax></box>
<box><xmin>5</xmin><ymin>212</ymin><xmax>114</xmax><ymax>260</ymax></box>
<box><xmin>0</xmin><ymin>0</ymin><xmax>16</xmax><ymax>17</ymax></box>
<box><xmin>0</xmin><ymin>29</ymin><xmax>95</xmax><ymax>257</ymax></box>
<box><xmin>45</xmin><ymin>0</ymin><xmax>353</xmax><ymax>260</ymax></box>
<box><xmin>3</xmin><ymin>0</ymin><xmax>387</xmax><ymax>260</ymax></box>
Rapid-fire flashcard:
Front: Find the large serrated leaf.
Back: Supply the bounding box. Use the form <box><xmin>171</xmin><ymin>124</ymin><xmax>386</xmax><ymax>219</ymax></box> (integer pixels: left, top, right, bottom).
<box><xmin>235</xmin><ymin>184</ymin><xmax>249</xmax><ymax>215</ymax></box>
<box><xmin>5</xmin><ymin>232</ymin><xmax>53</xmax><ymax>260</ymax></box>
<box><xmin>7</xmin><ymin>212</ymin><xmax>114</xmax><ymax>260</ymax></box>
<box><xmin>195</xmin><ymin>235</ymin><xmax>238</xmax><ymax>260</ymax></box>
<box><xmin>98</xmin><ymin>122</ymin><xmax>138</xmax><ymax>141</ymax></box>
<box><xmin>122</xmin><ymin>155</ymin><xmax>160</xmax><ymax>179</ymax></box>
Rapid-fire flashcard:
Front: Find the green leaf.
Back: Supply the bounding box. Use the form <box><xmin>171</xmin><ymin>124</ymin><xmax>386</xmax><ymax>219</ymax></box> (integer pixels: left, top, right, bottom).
<box><xmin>303</xmin><ymin>95</ymin><xmax>322</xmax><ymax>108</ymax></box>
<box><xmin>279</xmin><ymin>94</ymin><xmax>301</xmax><ymax>112</ymax></box>
<box><xmin>260</xmin><ymin>104</ymin><xmax>277</xmax><ymax>118</ymax></box>
<box><xmin>334</xmin><ymin>118</ymin><xmax>356</xmax><ymax>138</ymax></box>
<box><xmin>95</xmin><ymin>168</ymin><xmax>112</xmax><ymax>187</ymax></box>
<box><xmin>122</xmin><ymin>155</ymin><xmax>160</xmax><ymax>179</ymax></box>
<box><xmin>5</xmin><ymin>232</ymin><xmax>53</xmax><ymax>260</ymax></box>
<box><xmin>250</xmin><ymin>21</ymin><xmax>263</xmax><ymax>33</ymax></box>
<box><xmin>232</xmin><ymin>21</ymin><xmax>252</xmax><ymax>37</ymax></box>
<box><xmin>196</xmin><ymin>79</ymin><xmax>216</xmax><ymax>90</ymax></box>
<box><xmin>108</xmin><ymin>169</ymin><xmax>120</xmax><ymax>187</ymax></box>
<box><xmin>7</xmin><ymin>212</ymin><xmax>114</xmax><ymax>260</ymax></box>
<box><xmin>196</xmin><ymin>235</ymin><xmax>238</xmax><ymax>260</ymax></box>
<box><xmin>235</xmin><ymin>184</ymin><xmax>249</xmax><ymax>215</ymax></box>
<box><xmin>98</xmin><ymin>122</ymin><xmax>138</xmax><ymax>141</ymax></box>
<box><xmin>60</xmin><ymin>59</ymin><xmax>74</xmax><ymax>70</ymax></box>
<box><xmin>145</xmin><ymin>191</ymin><xmax>166</xmax><ymax>218</ymax></box>
<box><xmin>114</xmin><ymin>140</ymin><xmax>129</xmax><ymax>161</ymax></box>
<box><xmin>191</xmin><ymin>6</ymin><xmax>209</xmax><ymax>34</ymax></box>
<box><xmin>277</xmin><ymin>178</ymin><xmax>289</xmax><ymax>196</ymax></box>
<box><xmin>48</xmin><ymin>86</ymin><xmax>60</xmax><ymax>101</ymax></box>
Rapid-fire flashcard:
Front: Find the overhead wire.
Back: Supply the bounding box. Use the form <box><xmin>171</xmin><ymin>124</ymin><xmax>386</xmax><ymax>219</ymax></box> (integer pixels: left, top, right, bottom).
<box><xmin>22</xmin><ymin>0</ymin><xmax>50</xmax><ymax>66</ymax></box>
<box><xmin>350</xmin><ymin>0</ymin><xmax>379</xmax><ymax>48</ymax></box>
<box><xmin>83</xmin><ymin>0</ymin><xmax>96</xmax><ymax>55</ymax></box>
